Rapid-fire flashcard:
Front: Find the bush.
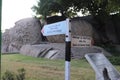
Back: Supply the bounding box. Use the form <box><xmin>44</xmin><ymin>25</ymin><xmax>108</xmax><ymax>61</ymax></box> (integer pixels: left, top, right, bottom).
<box><xmin>16</xmin><ymin>68</ymin><xmax>25</xmax><ymax>80</ymax></box>
<box><xmin>2</xmin><ymin>68</ymin><xmax>26</xmax><ymax>80</ymax></box>
<box><xmin>2</xmin><ymin>70</ymin><xmax>15</xmax><ymax>80</ymax></box>
<box><xmin>97</xmin><ymin>44</ymin><xmax>120</xmax><ymax>56</ymax></box>
<box><xmin>108</xmin><ymin>56</ymin><xmax>120</xmax><ymax>65</ymax></box>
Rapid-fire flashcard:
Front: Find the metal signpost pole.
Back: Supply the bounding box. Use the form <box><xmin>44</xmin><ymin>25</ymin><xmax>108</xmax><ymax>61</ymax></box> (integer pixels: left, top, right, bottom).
<box><xmin>41</xmin><ymin>18</ymin><xmax>71</xmax><ymax>80</ymax></box>
<box><xmin>65</xmin><ymin>19</ymin><xmax>71</xmax><ymax>80</ymax></box>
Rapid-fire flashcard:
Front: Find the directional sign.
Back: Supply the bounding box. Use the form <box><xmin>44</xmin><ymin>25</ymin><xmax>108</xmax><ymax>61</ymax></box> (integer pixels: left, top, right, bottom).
<box><xmin>41</xmin><ymin>20</ymin><xmax>67</xmax><ymax>36</ymax></box>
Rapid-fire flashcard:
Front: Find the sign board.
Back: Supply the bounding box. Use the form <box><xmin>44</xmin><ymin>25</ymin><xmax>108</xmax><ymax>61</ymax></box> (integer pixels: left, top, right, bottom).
<box><xmin>71</xmin><ymin>35</ymin><xmax>92</xmax><ymax>47</ymax></box>
<box><xmin>41</xmin><ymin>20</ymin><xmax>67</xmax><ymax>36</ymax></box>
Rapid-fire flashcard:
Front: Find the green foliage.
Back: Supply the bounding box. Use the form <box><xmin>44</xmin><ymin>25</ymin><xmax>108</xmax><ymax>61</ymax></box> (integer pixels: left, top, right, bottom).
<box><xmin>16</xmin><ymin>68</ymin><xmax>26</xmax><ymax>80</ymax></box>
<box><xmin>31</xmin><ymin>0</ymin><xmax>81</xmax><ymax>18</ymax></box>
<box><xmin>99</xmin><ymin>44</ymin><xmax>120</xmax><ymax>65</ymax></box>
<box><xmin>2</xmin><ymin>68</ymin><xmax>26</xmax><ymax>80</ymax></box>
<box><xmin>32</xmin><ymin>0</ymin><xmax>120</xmax><ymax>18</ymax></box>
<box><xmin>31</xmin><ymin>0</ymin><xmax>62</xmax><ymax>18</ymax></box>
<box><xmin>106</xmin><ymin>0</ymin><xmax>120</xmax><ymax>14</ymax></box>
<box><xmin>108</xmin><ymin>56</ymin><xmax>120</xmax><ymax>65</ymax></box>
<box><xmin>2</xmin><ymin>70</ymin><xmax>15</xmax><ymax>80</ymax></box>
<box><xmin>99</xmin><ymin>44</ymin><xmax>120</xmax><ymax>56</ymax></box>
<box><xmin>2</xmin><ymin>54</ymin><xmax>120</xmax><ymax>80</ymax></box>
<box><xmin>1</xmin><ymin>54</ymin><xmax>94</xmax><ymax>80</ymax></box>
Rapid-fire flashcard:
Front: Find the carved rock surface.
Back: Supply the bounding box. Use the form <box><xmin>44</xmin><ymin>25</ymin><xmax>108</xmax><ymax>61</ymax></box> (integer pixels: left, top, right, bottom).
<box><xmin>20</xmin><ymin>43</ymin><xmax>111</xmax><ymax>59</ymax></box>
<box><xmin>2</xmin><ymin>17</ymin><xmax>42</xmax><ymax>53</ymax></box>
<box><xmin>20</xmin><ymin>43</ymin><xmax>65</xmax><ymax>59</ymax></box>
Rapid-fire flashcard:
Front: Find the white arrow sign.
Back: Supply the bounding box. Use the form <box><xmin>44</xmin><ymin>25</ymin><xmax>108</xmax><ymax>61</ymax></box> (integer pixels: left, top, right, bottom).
<box><xmin>41</xmin><ymin>20</ymin><xmax>67</xmax><ymax>36</ymax></box>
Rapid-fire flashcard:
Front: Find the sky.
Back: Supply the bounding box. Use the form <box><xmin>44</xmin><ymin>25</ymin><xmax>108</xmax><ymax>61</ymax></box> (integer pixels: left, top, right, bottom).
<box><xmin>2</xmin><ymin>0</ymin><xmax>83</xmax><ymax>33</ymax></box>
<box><xmin>2</xmin><ymin>0</ymin><xmax>37</xmax><ymax>32</ymax></box>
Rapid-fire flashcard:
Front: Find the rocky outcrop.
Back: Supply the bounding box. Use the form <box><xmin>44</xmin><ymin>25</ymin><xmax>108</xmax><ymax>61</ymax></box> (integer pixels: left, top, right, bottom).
<box><xmin>1</xmin><ymin>16</ymin><xmax>114</xmax><ymax>60</ymax></box>
<box><xmin>2</xmin><ymin>17</ymin><xmax>42</xmax><ymax>53</ymax></box>
<box><xmin>20</xmin><ymin>43</ymin><xmax>65</xmax><ymax>59</ymax></box>
<box><xmin>20</xmin><ymin>43</ymin><xmax>111</xmax><ymax>59</ymax></box>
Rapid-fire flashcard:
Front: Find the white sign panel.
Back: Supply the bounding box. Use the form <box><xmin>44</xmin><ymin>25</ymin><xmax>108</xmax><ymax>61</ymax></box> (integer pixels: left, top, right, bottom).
<box><xmin>41</xmin><ymin>20</ymin><xmax>67</xmax><ymax>36</ymax></box>
<box><xmin>71</xmin><ymin>35</ymin><xmax>92</xmax><ymax>47</ymax></box>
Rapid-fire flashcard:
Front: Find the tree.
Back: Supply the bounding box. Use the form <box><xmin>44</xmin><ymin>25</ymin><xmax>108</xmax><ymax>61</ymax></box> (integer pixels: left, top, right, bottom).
<box><xmin>32</xmin><ymin>0</ymin><xmax>62</xmax><ymax>20</ymax></box>
<box><xmin>32</xmin><ymin>0</ymin><xmax>81</xmax><ymax>18</ymax></box>
<box><xmin>32</xmin><ymin>0</ymin><xmax>120</xmax><ymax>18</ymax></box>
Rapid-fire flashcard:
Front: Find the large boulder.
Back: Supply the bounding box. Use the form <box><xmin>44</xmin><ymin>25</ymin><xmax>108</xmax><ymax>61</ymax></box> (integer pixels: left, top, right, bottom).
<box><xmin>2</xmin><ymin>17</ymin><xmax>42</xmax><ymax>53</ymax></box>
<box><xmin>46</xmin><ymin>18</ymin><xmax>93</xmax><ymax>43</ymax></box>
<box><xmin>20</xmin><ymin>43</ymin><xmax>111</xmax><ymax>59</ymax></box>
<box><xmin>20</xmin><ymin>43</ymin><xmax>65</xmax><ymax>59</ymax></box>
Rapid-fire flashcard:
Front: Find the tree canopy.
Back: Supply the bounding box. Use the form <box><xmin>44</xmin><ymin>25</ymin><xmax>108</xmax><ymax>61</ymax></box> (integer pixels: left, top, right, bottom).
<box><xmin>32</xmin><ymin>0</ymin><xmax>120</xmax><ymax>18</ymax></box>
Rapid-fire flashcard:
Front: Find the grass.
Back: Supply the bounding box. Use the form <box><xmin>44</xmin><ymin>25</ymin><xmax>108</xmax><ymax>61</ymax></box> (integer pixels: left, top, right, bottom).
<box><xmin>1</xmin><ymin>54</ymin><xmax>120</xmax><ymax>80</ymax></box>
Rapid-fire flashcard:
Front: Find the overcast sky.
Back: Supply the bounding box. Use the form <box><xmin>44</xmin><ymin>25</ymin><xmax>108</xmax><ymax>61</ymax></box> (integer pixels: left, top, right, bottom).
<box><xmin>2</xmin><ymin>0</ymin><xmax>37</xmax><ymax>32</ymax></box>
<box><xmin>2</xmin><ymin>0</ymin><xmax>83</xmax><ymax>32</ymax></box>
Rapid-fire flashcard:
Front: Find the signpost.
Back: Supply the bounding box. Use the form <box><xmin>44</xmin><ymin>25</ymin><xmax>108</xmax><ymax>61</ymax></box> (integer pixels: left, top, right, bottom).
<box><xmin>41</xmin><ymin>19</ymin><xmax>71</xmax><ymax>80</ymax></box>
<box><xmin>65</xmin><ymin>19</ymin><xmax>71</xmax><ymax>80</ymax></box>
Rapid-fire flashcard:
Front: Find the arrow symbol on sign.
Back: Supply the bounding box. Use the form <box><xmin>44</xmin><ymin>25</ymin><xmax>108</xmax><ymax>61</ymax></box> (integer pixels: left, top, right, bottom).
<box><xmin>41</xmin><ymin>28</ymin><xmax>44</xmax><ymax>34</ymax></box>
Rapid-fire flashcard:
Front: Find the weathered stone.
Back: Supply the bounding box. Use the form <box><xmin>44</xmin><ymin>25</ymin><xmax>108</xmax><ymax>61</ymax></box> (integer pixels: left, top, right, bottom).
<box><xmin>20</xmin><ymin>44</ymin><xmax>49</xmax><ymax>57</ymax></box>
<box><xmin>72</xmin><ymin>46</ymin><xmax>111</xmax><ymax>59</ymax></box>
<box><xmin>20</xmin><ymin>43</ymin><xmax>111</xmax><ymax>59</ymax></box>
<box><xmin>2</xmin><ymin>17</ymin><xmax>42</xmax><ymax>53</ymax></box>
<box><xmin>44</xmin><ymin>50</ymin><xmax>58</xmax><ymax>59</ymax></box>
<box><xmin>20</xmin><ymin>43</ymin><xmax>65</xmax><ymax>59</ymax></box>
<box><xmin>71</xmin><ymin>18</ymin><xmax>93</xmax><ymax>36</ymax></box>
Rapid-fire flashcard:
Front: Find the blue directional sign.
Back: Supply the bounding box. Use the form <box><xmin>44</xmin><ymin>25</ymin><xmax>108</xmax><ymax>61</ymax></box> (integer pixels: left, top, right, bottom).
<box><xmin>41</xmin><ymin>20</ymin><xmax>67</xmax><ymax>36</ymax></box>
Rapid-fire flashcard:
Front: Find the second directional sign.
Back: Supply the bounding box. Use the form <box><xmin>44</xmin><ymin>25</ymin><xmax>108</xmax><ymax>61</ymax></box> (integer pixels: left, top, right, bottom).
<box><xmin>41</xmin><ymin>20</ymin><xmax>67</xmax><ymax>36</ymax></box>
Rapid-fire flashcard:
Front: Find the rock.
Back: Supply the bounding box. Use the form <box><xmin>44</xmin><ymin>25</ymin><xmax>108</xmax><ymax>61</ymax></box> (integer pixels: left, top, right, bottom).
<box><xmin>2</xmin><ymin>29</ymin><xmax>12</xmax><ymax>53</ymax></box>
<box><xmin>8</xmin><ymin>42</ymin><xmax>21</xmax><ymax>53</ymax></box>
<box><xmin>20</xmin><ymin>43</ymin><xmax>111</xmax><ymax>59</ymax></box>
<box><xmin>46</xmin><ymin>18</ymin><xmax>93</xmax><ymax>43</ymax></box>
<box><xmin>71</xmin><ymin>18</ymin><xmax>93</xmax><ymax>36</ymax></box>
<box><xmin>2</xmin><ymin>17</ymin><xmax>42</xmax><ymax>53</ymax></box>
<box><xmin>71</xmin><ymin>46</ymin><xmax>111</xmax><ymax>59</ymax></box>
<box><xmin>20</xmin><ymin>43</ymin><xmax>65</xmax><ymax>59</ymax></box>
<box><xmin>20</xmin><ymin>45</ymin><xmax>51</xmax><ymax>57</ymax></box>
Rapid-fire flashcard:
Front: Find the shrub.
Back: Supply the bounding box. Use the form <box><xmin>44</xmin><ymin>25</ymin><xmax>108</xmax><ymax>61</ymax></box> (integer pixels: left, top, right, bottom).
<box><xmin>97</xmin><ymin>44</ymin><xmax>120</xmax><ymax>56</ymax></box>
<box><xmin>2</xmin><ymin>70</ymin><xmax>15</xmax><ymax>80</ymax></box>
<box><xmin>16</xmin><ymin>68</ymin><xmax>26</xmax><ymax>80</ymax></box>
<box><xmin>108</xmin><ymin>56</ymin><xmax>120</xmax><ymax>65</ymax></box>
<box><xmin>2</xmin><ymin>68</ymin><xmax>26</xmax><ymax>80</ymax></box>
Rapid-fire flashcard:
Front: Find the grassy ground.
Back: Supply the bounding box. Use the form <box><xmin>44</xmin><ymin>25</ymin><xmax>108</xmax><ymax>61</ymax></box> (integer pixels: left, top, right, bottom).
<box><xmin>1</xmin><ymin>54</ymin><xmax>120</xmax><ymax>80</ymax></box>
